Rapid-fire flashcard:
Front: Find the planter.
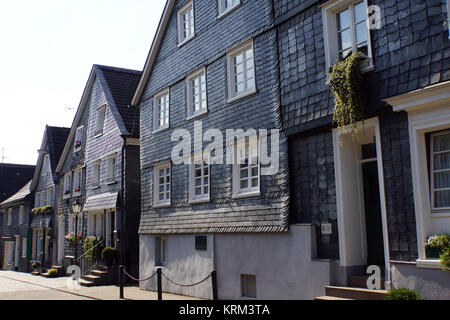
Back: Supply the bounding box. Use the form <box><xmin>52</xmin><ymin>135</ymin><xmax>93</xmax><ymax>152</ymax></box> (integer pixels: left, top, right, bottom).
<box><xmin>425</xmin><ymin>247</ymin><xmax>443</xmax><ymax>259</ymax></box>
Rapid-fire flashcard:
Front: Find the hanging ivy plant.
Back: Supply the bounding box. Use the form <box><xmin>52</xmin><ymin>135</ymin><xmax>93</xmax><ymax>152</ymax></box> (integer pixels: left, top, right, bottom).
<box><xmin>329</xmin><ymin>52</ymin><xmax>367</xmax><ymax>138</ymax></box>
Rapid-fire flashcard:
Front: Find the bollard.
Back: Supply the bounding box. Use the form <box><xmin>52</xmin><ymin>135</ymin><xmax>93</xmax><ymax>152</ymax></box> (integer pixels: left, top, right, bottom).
<box><xmin>157</xmin><ymin>267</ymin><xmax>162</xmax><ymax>301</ymax></box>
<box><xmin>211</xmin><ymin>270</ymin><xmax>218</xmax><ymax>301</ymax></box>
<box><xmin>119</xmin><ymin>265</ymin><xmax>124</xmax><ymax>299</ymax></box>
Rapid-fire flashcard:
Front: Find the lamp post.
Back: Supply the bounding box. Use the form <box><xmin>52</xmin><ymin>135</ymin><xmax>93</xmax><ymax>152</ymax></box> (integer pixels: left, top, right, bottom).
<box><xmin>72</xmin><ymin>199</ymin><xmax>82</xmax><ymax>264</ymax></box>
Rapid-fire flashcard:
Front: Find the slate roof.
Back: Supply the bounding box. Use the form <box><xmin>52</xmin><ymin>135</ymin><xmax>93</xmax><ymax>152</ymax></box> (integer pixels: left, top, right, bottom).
<box><xmin>95</xmin><ymin>65</ymin><xmax>142</xmax><ymax>136</ymax></box>
<box><xmin>0</xmin><ymin>180</ymin><xmax>32</xmax><ymax>207</ymax></box>
<box><xmin>46</xmin><ymin>126</ymin><xmax>71</xmax><ymax>173</ymax></box>
<box><xmin>0</xmin><ymin>164</ymin><xmax>35</xmax><ymax>203</ymax></box>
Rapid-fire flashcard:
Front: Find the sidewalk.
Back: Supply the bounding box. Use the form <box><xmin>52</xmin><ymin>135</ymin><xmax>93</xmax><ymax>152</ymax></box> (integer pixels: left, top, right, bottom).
<box><xmin>0</xmin><ymin>271</ymin><xmax>202</xmax><ymax>300</ymax></box>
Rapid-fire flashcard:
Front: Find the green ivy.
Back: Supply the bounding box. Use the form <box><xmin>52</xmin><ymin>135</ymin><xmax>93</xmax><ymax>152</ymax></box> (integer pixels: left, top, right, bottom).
<box><xmin>83</xmin><ymin>236</ymin><xmax>104</xmax><ymax>263</ymax></box>
<box><xmin>329</xmin><ymin>52</ymin><xmax>367</xmax><ymax>138</ymax></box>
<box><xmin>440</xmin><ymin>248</ymin><xmax>450</xmax><ymax>272</ymax></box>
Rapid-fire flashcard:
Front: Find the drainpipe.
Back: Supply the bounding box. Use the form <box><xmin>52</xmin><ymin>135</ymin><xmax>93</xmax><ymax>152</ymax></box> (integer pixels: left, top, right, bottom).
<box><xmin>120</xmin><ymin>136</ymin><xmax>126</xmax><ymax>269</ymax></box>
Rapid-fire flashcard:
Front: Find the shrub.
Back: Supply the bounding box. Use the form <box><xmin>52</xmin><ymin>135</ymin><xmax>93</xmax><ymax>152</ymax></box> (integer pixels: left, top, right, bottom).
<box><xmin>83</xmin><ymin>236</ymin><xmax>103</xmax><ymax>262</ymax></box>
<box><xmin>101</xmin><ymin>247</ymin><xmax>116</xmax><ymax>267</ymax></box>
<box><xmin>440</xmin><ymin>248</ymin><xmax>450</xmax><ymax>271</ymax></box>
<box><xmin>47</xmin><ymin>269</ymin><xmax>58</xmax><ymax>278</ymax></box>
<box><xmin>384</xmin><ymin>288</ymin><xmax>422</xmax><ymax>300</ymax></box>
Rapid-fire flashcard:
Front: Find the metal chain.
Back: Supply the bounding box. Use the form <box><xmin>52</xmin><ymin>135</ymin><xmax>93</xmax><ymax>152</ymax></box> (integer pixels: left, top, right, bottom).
<box><xmin>122</xmin><ymin>268</ymin><xmax>157</xmax><ymax>282</ymax></box>
<box><xmin>161</xmin><ymin>271</ymin><xmax>211</xmax><ymax>287</ymax></box>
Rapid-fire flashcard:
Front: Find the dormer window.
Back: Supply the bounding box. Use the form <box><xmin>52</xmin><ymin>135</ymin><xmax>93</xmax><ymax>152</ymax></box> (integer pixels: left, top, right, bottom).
<box><xmin>74</xmin><ymin>126</ymin><xmax>84</xmax><ymax>152</ymax></box>
<box><xmin>177</xmin><ymin>1</ymin><xmax>195</xmax><ymax>46</ymax></box>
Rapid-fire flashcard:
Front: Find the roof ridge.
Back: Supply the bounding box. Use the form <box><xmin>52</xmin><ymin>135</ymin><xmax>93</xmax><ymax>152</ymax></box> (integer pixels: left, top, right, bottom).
<box><xmin>94</xmin><ymin>64</ymin><xmax>142</xmax><ymax>75</ymax></box>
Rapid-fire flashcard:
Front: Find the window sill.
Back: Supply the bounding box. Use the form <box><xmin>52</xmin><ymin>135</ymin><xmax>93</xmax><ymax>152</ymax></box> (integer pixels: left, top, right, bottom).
<box><xmin>429</xmin><ymin>211</ymin><xmax>450</xmax><ymax>218</ymax></box>
<box><xmin>227</xmin><ymin>89</ymin><xmax>257</xmax><ymax>104</ymax></box>
<box><xmin>73</xmin><ymin>148</ymin><xmax>82</xmax><ymax>153</ymax></box>
<box><xmin>416</xmin><ymin>259</ymin><xmax>442</xmax><ymax>270</ymax></box>
<box><xmin>177</xmin><ymin>35</ymin><xmax>195</xmax><ymax>48</ymax></box>
<box><xmin>63</xmin><ymin>195</ymin><xmax>71</xmax><ymax>200</ymax></box>
<box><xmin>186</xmin><ymin>110</ymin><xmax>208</xmax><ymax>121</ymax></box>
<box><xmin>72</xmin><ymin>193</ymin><xmax>82</xmax><ymax>198</ymax></box>
<box><xmin>189</xmin><ymin>198</ymin><xmax>210</xmax><ymax>205</ymax></box>
<box><xmin>106</xmin><ymin>180</ymin><xmax>117</xmax><ymax>185</ymax></box>
<box><xmin>153</xmin><ymin>203</ymin><xmax>171</xmax><ymax>209</ymax></box>
<box><xmin>217</xmin><ymin>3</ymin><xmax>241</xmax><ymax>20</ymax></box>
<box><xmin>94</xmin><ymin>132</ymin><xmax>103</xmax><ymax>138</ymax></box>
<box><xmin>232</xmin><ymin>190</ymin><xmax>261</xmax><ymax>199</ymax></box>
<box><xmin>91</xmin><ymin>185</ymin><xmax>100</xmax><ymax>190</ymax></box>
<box><xmin>152</xmin><ymin>126</ymin><xmax>170</xmax><ymax>135</ymax></box>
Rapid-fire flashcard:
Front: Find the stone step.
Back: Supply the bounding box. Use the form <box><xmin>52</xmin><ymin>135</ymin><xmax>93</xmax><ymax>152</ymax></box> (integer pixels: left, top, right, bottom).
<box><xmin>31</xmin><ymin>271</ymin><xmax>40</xmax><ymax>276</ymax></box>
<box><xmin>82</xmin><ymin>274</ymin><xmax>102</xmax><ymax>282</ymax></box>
<box><xmin>325</xmin><ymin>286</ymin><xmax>387</xmax><ymax>300</ymax></box>
<box><xmin>90</xmin><ymin>269</ymin><xmax>108</xmax><ymax>275</ymax></box>
<box><xmin>348</xmin><ymin>275</ymin><xmax>385</xmax><ymax>289</ymax></box>
<box><xmin>79</xmin><ymin>279</ymin><xmax>95</xmax><ymax>287</ymax></box>
<box><xmin>314</xmin><ymin>296</ymin><xmax>354</xmax><ymax>300</ymax></box>
<box><xmin>51</xmin><ymin>265</ymin><xmax>64</xmax><ymax>270</ymax></box>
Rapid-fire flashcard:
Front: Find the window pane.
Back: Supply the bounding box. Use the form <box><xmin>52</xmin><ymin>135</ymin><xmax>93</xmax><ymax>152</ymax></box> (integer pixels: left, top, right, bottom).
<box><xmin>356</xmin><ymin>43</ymin><xmax>368</xmax><ymax>55</ymax></box>
<box><xmin>354</xmin><ymin>1</ymin><xmax>366</xmax><ymax>23</ymax></box>
<box><xmin>434</xmin><ymin>152</ymin><xmax>450</xmax><ymax>170</ymax></box>
<box><xmin>240</xmin><ymin>169</ymin><xmax>248</xmax><ymax>178</ymax></box>
<box><xmin>338</xmin><ymin>29</ymin><xmax>352</xmax><ymax>51</ymax></box>
<box><xmin>433</xmin><ymin>133</ymin><xmax>450</xmax><ymax>152</ymax></box>
<box><xmin>240</xmin><ymin>180</ymin><xmax>248</xmax><ymax>189</ymax></box>
<box><xmin>435</xmin><ymin>171</ymin><xmax>450</xmax><ymax>189</ymax></box>
<box><xmin>337</xmin><ymin>8</ymin><xmax>351</xmax><ymax>30</ymax></box>
<box><xmin>435</xmin><ymin>190</ymin><xmax>450</xmax><ymax>208</ymax></box>
<box><xmin>356</xmin><ymin>21</ymin><xmax>368</xmax><ymax>44</ymax></box>
<box><xmin>252</xmin><ymin>178</ymin><xmax>258</xmax><ymax>187</ymax></box>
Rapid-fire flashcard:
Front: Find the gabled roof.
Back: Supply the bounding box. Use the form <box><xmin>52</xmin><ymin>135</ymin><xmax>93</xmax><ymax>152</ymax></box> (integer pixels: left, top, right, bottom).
<box><xmin>30</xmin><ymin>125</ymin><xmax>70</xmax><ymax>191</ymax></box>
<box><xmin>0</xmin><ymin>164</ymin><xmax>35</xmax><ymax>203</ymax></box>
<box><xmin>0</xmin><ymin>180</ymin><xmax>32</xmax><ymax>207</ymax></box>
<box><xmin>131</xmin><ymin>0</ymin><xmax>174</xmax><ymax>106</ymax></box>
<box><xmin>55</xmin><ymin>64</ymin><xmax>142</xmax><ymax>174</ymax></box>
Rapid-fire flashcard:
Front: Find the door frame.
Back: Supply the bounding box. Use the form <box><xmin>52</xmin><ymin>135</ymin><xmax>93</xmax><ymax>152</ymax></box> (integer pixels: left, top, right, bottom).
<box><xmin>333</xmin><ymin>117</ymin><xmax>390</xmax><ymax>274</ymax></box>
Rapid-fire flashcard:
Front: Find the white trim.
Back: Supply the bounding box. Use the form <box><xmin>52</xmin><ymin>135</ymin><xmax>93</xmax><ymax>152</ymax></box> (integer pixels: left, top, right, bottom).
<box><xmin>227</xmin><ymin>39</ymin><xmax>256</xmax><ymax>101</ymax></box>
<box><xmin>74</xmin><ymin>125</ymin><xmax>84</xmax><ymax>153</ymax></box>
<box><xmin>232</xmin><ymin>137</ymin><xmax>261</xmax><ymax>198</ymax></box>
<box><xmin>153</xmin><ymin>162</ymin><xmax>172</xmax><ymax>207</ymax></box>
<box><xmin>72</xmin><ymin>169</ymin><xmax>82</xmax><ymax>198</ymax></box>
<box><xmin>429</xmin><ymin>130</ymin><xmax>450</xmax><ymax>211</ymax></box>
<box><xmin>95</xmin><ymin>104</ymin><xmax>107</xmax><ymax>136</ymax></box>
<box><xmin>217</xmin><ymin>0</ymin><xmax>241</xmax><ymax>19</ymax></box>
<box><xmin>189</xmin><ymin>154</ymin><xmax>211</xmax><ymax>203</ymax></box>
<box><xmin>332</xmin><ymin>117</ymin><xmax>390</xmax><ymax>273</ymax></box>
<box><xmin>186</xmin><ymin>67</ymin><xmax>208</xmax><ymax>119</ymax></box>
<box><xmin>177</xmin><ymin>1</ymin><xmax>195</xmax><ymax>46</ymax></box>
<box><xmin>416</xmin><ymin>259</ymin><xmax>442</xmax><ymax>270</ymax></box>
<box><xmin>153</xmin><ymin>88</ymin><xmax>170</xmax><ymax>133</ymax></box>
<box><xmin>63</xmin><ymin>172</ymin><xmax>72</xmax><ymax>199</ymax></box>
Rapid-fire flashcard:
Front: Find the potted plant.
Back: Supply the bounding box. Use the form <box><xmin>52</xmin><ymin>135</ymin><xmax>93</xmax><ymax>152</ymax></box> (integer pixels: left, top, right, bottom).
<box><xmin>64</xmin><ymin>190</ymin><xmax>71</xmax><ymax>195</ymax></box>
<box><xmin>74</xmin><ymin>140</ymin><xmax>82</xmax><ymax>149</ymax></box>
<box><xmin>65</xmin><ymin>232</ymin><xmax>82</xmax><ymax>243</ymax></box>
<box><xmin>74</xmin><ymin>187</ymin><xmax>81</xmax><ymax>193</ymax></box>
<box><xmin>425</xmin><ymin>234</ymin><xmax>450</xmax><ymax>258</ymax></box>
<box><xmin>384</xmin><ymin>288</ymin><xmax>422</xmax><ymax>300</ymax></box>
<box><xmin>101</xmin><ymin>247</ymin><xmax>116</xmax><ymax>267</ymax></box>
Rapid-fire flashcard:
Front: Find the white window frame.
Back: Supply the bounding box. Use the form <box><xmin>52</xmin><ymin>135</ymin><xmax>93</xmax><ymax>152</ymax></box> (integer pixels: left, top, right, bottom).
<box><xmin>95</xmin><ymin>105</ymin><xmax>106</xmax><ymax>136</ymax></box>
<box><xmin>321</xmin><ymin>0</ymin><xmax>374</xmax><ymax>78</ymax></box>
<box><xmin>47</xmin><ymin>188</ymin><xmax>53</xmax><ymax>206</ymax></box>
<box><xmin>19</xmin><ymin>205</ymin><xmax>24</xmax><ymax>224</ymax></box>
<box><xmin>35</xmin><ymin>192</ymin><xmax>41</xmax><ymax>208</ymax></box>
<box><xmin>186</xmin><ymin>67</ymin><xmax>208</xmax><ymax>120</ymax></box>
<box><xmin>106</xmin><ymin>153</ymin><xmax>118</xmax><ymax>183</ymax></box>
<box><xmin>153</xmin><ymin>162</ymin><xmax>171</xmax><ymax>208</ymax></box>
<box><xmin>153</xmin><ymin>88</ymin><xmax>170</xmax><ymax>133</ymax></box>
<box><xmin>74</xmin><ymin>125</ymin><xmax>84</xmax><ymax>153</ymax></box>
<box><xmin>189</xmin><ymin>154</ymin><xmax>211</xmax><ymax>203</ymax></box>
<box><xmin>227</xmin><ymin>40</ymin><xmax>257</xmax><ymax>103</ymax></box>
<box><xmin>92</xmin><ymin>160</ymin><xmax>101</xmax><ymax>188</ymax></box>
<box><xmin>73</xmin><ymin>169</ymin><xmax>82</xmax><ymax>197</ymax></box>
<box><xmin>218</xmin><ymin>0</ymin><xmax>240</xmax><ymax>18</ymax></box>
<box><xmin>40</xmin><ymin>190</ymin><xmax>47</xmax><ymax>207</ymax></box>
<box><xmin>232</xmin><ymin>137</ymin><xmax>261</xmax><ymax>198</ymax></box>
<box><xmin>63</xmin><ymin>172</ymin><xmax>72</xmax><ymax>199</ymax></box>
<box><xmin>7</xmin><ymin>208</ymin><xmax>12</xmax><ymax>226</ymax></box>
<box><xmin>155</xmin><ymin>236</ymin><xmax>167</xmax><ymax>266</ymax></box>
<box><xmin>42</xmin><ymin>155</ymin><xmax>49</xmax><ymax>176</ymax></box>
<box><xmin>429</xmin><ymin>130</ymin><xmax>450</xmax><ymax>212</ymax></box>
<box><xmin>177</xmin><ymin>1</ymin><xmax>195</xmax><ymax>46</ymax></box>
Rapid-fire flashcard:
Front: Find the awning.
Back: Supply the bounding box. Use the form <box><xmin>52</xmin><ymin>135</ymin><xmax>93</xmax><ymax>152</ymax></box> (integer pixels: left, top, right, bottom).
<box><xmin>83</xmin><ymin>192</ymin><xmax>119</xmax><ymax>211</ymax></box>
<box><xmin>30</xmin><ymin>215</ymin><xmax>52</xmax><ymax>229</ymax></box>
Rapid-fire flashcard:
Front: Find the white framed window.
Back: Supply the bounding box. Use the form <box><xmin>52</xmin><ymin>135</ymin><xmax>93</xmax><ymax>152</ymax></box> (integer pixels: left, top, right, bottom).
<box><xmin>95</xmin><ymin>105</ymin><xmax>106</xmax><ymax>136</ymax></box>
<box><xmin>189</xmin><ymin>155</ymin><xmax>210</xmax><ymax>203</ymax></box>
<box><xmin>74</xmin><ymin>126</ymin><xmax>84</xmax><ymax>152</ymax></box>
<box><xmin>153</xmin><ymin>162</ymin><xmax>171</xmax><ymax>207</ymax></box>
<box><xmin>7</xmin><ymin>208</ymin><xmax>12</xmax><ymax>226</ymax></box>
<box><xmin>321</xmin><ymin>0</ymin><xmax>374</xmax><ymax>74</ymax></box>
<box><xmin>21</xmin><ymin>237</ymin><xmax>27</xmax><ymax>258</ymax></box>
<box><xmin>35</xmin><ymin>191</ymin><xmax>41</xmax><ymax>207</ymax></box>
<box><xmin>155</xmin><ymin>236</ymin><xmax>167</xmax><ymax>266</ymax></box>
<box><xmin>19</xmin><ymin>205</ymin><xmax>24</xmax><ymax>224</ymax></box>
<box><xmin>430</xmin><ymin>130</ymin><xmax>450</xmax><ymax>211</ymax></box>
<box><xmin>232</xmin><ymin>138</ymin><xmax>260</xmax><ymax>197</ymax></box>
<box><xmin>40</xmin><ymin>190</ymin><xmax>47</xmax><ymax>207</ymax></box>
<box><xmin>227</xmin><ymin>40</ymin><xmax>256</xmax><ymax>102</ymax></box>
<box><xmin>69</xmin><ymin>214</ymin><xmax>83</xmax><ymax>235</ymax></box>
<box><xmin>63</xmin><ymin>172</ymin><xmax>72</xmax><ymax>199</ymax></box>
<box><xmin>42</xmin><ymin>155</ymin><xmax>49</xmax><ymax>176</ymax></box>
<box><xmin>47</xmin><ymin>188</ymin><xmax>53</xmax><ymax>206</ymax></box>
<box><xmin>92</xmin><ymin>160</ymin><xmax>101</xmax><ymax>188</ymax></box>
<box><xmin>73</xmin><ymin>169</ymin><xmax>82</xmax><ymax>197</ymax></box>
<box><xmin>177</xmin><ymin>1</ymin><xmax>195</xmax><ymax>45</ymax></box>
<box><xmin>218</xmin><ymin>0</ymin><xmax>240</xmax><ymax>18</ymax></box>
<box><xmin>153</xmin><ymin>89</ymin><xmax>170</xmax><ymax>132</ymax></box>
<box><xmin>186</xmin><ymin>68</ymin><xmax>208</xmax><ymax>119</ymax></box>
<box><xmin>106</xmin><ymin>154</ymin><xmax>118</xmax><ymax>183</ymax></box>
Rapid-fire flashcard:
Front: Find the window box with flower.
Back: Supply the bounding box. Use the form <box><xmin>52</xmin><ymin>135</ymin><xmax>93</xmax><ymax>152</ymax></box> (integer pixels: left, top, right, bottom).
<box><xmin>65</xmin><ymin>232</ymin><xmax>82</xmax><ymax>243</ymax></box>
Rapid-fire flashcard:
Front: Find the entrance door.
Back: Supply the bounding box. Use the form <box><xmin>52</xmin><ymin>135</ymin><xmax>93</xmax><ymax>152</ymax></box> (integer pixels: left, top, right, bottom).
<box><xmin>3</xmin><ymin>241</ymin><xmax>14</xmax><ymax>270</ymax></box>
<box><xmin>362</xmin><ymin>160</ymin><xmax>385</xmax><ymax>267</ymax></box>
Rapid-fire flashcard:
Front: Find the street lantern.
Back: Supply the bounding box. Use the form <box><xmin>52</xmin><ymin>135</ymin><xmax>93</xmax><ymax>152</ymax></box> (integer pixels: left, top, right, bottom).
<box><xmin>72</xmin><ymin>199</ymin><xmax>82</xmax><ymax>264</ymax></box>
<box><xmin>72</xmin><ymin>199</ymin><xmax>82</xmax><ymax>215</ymax></box>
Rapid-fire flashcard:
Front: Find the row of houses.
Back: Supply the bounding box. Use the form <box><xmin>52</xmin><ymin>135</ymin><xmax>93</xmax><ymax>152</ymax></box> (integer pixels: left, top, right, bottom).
<box><xmin>1</xmin><ymin>0</ymin><xmax>450</xmax><ymax>299</ymax></box>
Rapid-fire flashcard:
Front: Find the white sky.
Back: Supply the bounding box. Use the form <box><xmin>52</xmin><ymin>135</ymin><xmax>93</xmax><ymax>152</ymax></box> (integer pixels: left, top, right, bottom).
<box><xmin>0</xmin><ymin>0</ymin><xmax>166</xmax><ymax>165</ymax></box>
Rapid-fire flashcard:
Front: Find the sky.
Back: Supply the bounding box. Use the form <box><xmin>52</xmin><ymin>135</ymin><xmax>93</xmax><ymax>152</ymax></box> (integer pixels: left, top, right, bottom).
<box><xmin>0</xmin><ymin>0</ymin><xmax>166</xmax><ymax>165</ymax></box>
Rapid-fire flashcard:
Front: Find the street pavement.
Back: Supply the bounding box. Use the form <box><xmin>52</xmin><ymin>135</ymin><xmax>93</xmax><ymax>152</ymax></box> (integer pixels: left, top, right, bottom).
<box><xmin>0</xmin><ymin>271</ymin><xmax>201</xmax><ymax>300</ymax></box>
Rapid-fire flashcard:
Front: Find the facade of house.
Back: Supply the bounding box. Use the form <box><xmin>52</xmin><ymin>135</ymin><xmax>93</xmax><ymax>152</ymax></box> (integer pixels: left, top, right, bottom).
<box><xmin>133</xmin><ymin>0</ymin><xmax>450</xmax><ymax>300</ymax></box>
<box><xmin>55</xmin><ymin>65</ymin><xmax>142</xmax><ymax>277</ymax></box>
<box><xmin>0</xmin><ymin>181</ymin><xmax>34</xmax><ymax>272</ymax></box>
<box><xmin>29</xmin><ymin>126</ymin><xmax>70</xmax><ymax>268</ymax></box>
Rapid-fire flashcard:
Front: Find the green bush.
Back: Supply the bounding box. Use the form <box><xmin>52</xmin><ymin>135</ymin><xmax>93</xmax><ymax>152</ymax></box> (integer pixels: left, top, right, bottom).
<box><xmin>101</xmin><ymin>247</ymin><xmax>116</xmax><ymax>267</ymax></box>
<box><xmin>83</xmin><ymin>237</ymin><xmax>103</xmax><ymax>262</ymax></box>
<box><xmin>440</xmin><ymin>248</ymin><xmax>450</xmax><ymax>271</ymax></box>
<box><xmin>47</xmin><ymin>269</ymin><xmax>58</xmax><ymax>278</ymax></box>
<box><xmin>384</xmin><ymin>288</ymin><xmax>422</xmax><ymax>300</ymax></box>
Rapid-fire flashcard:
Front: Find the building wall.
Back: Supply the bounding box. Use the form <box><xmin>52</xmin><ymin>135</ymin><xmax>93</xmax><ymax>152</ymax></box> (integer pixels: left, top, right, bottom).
<box><xmin>139</xmin><ymin>225</ymin><xmax>332</xmax><ymax>300</ymax></box>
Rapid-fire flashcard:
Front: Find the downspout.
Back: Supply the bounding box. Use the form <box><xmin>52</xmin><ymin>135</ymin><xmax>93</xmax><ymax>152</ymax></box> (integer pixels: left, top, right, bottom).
<box><xmin>120</xmin><ymin>136</ymin><xmax>126</xmax><ymax>269</ymax></box>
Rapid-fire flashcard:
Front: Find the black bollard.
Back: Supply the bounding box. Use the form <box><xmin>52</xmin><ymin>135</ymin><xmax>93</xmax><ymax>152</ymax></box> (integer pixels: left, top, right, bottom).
<box><xmin>157</xmin><ymin>267</ymin><xmax>162</xmax><ymax>301</ymax></box>
<box><xmin>119</xmin><ymin>265</ymin><xmax>124</xmax><ymax>299</ymax></box>
<box><xmin>211</xmin><ymin>270</ymin><xmax>218</xmax><ymax>300</ymax></box>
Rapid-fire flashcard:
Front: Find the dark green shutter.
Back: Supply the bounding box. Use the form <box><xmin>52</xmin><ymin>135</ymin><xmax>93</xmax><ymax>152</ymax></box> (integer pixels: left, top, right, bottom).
<box><xmin>26</xmin><ymin>230</ymin><xmax>32</xmax><ymax>260</ymax></box>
